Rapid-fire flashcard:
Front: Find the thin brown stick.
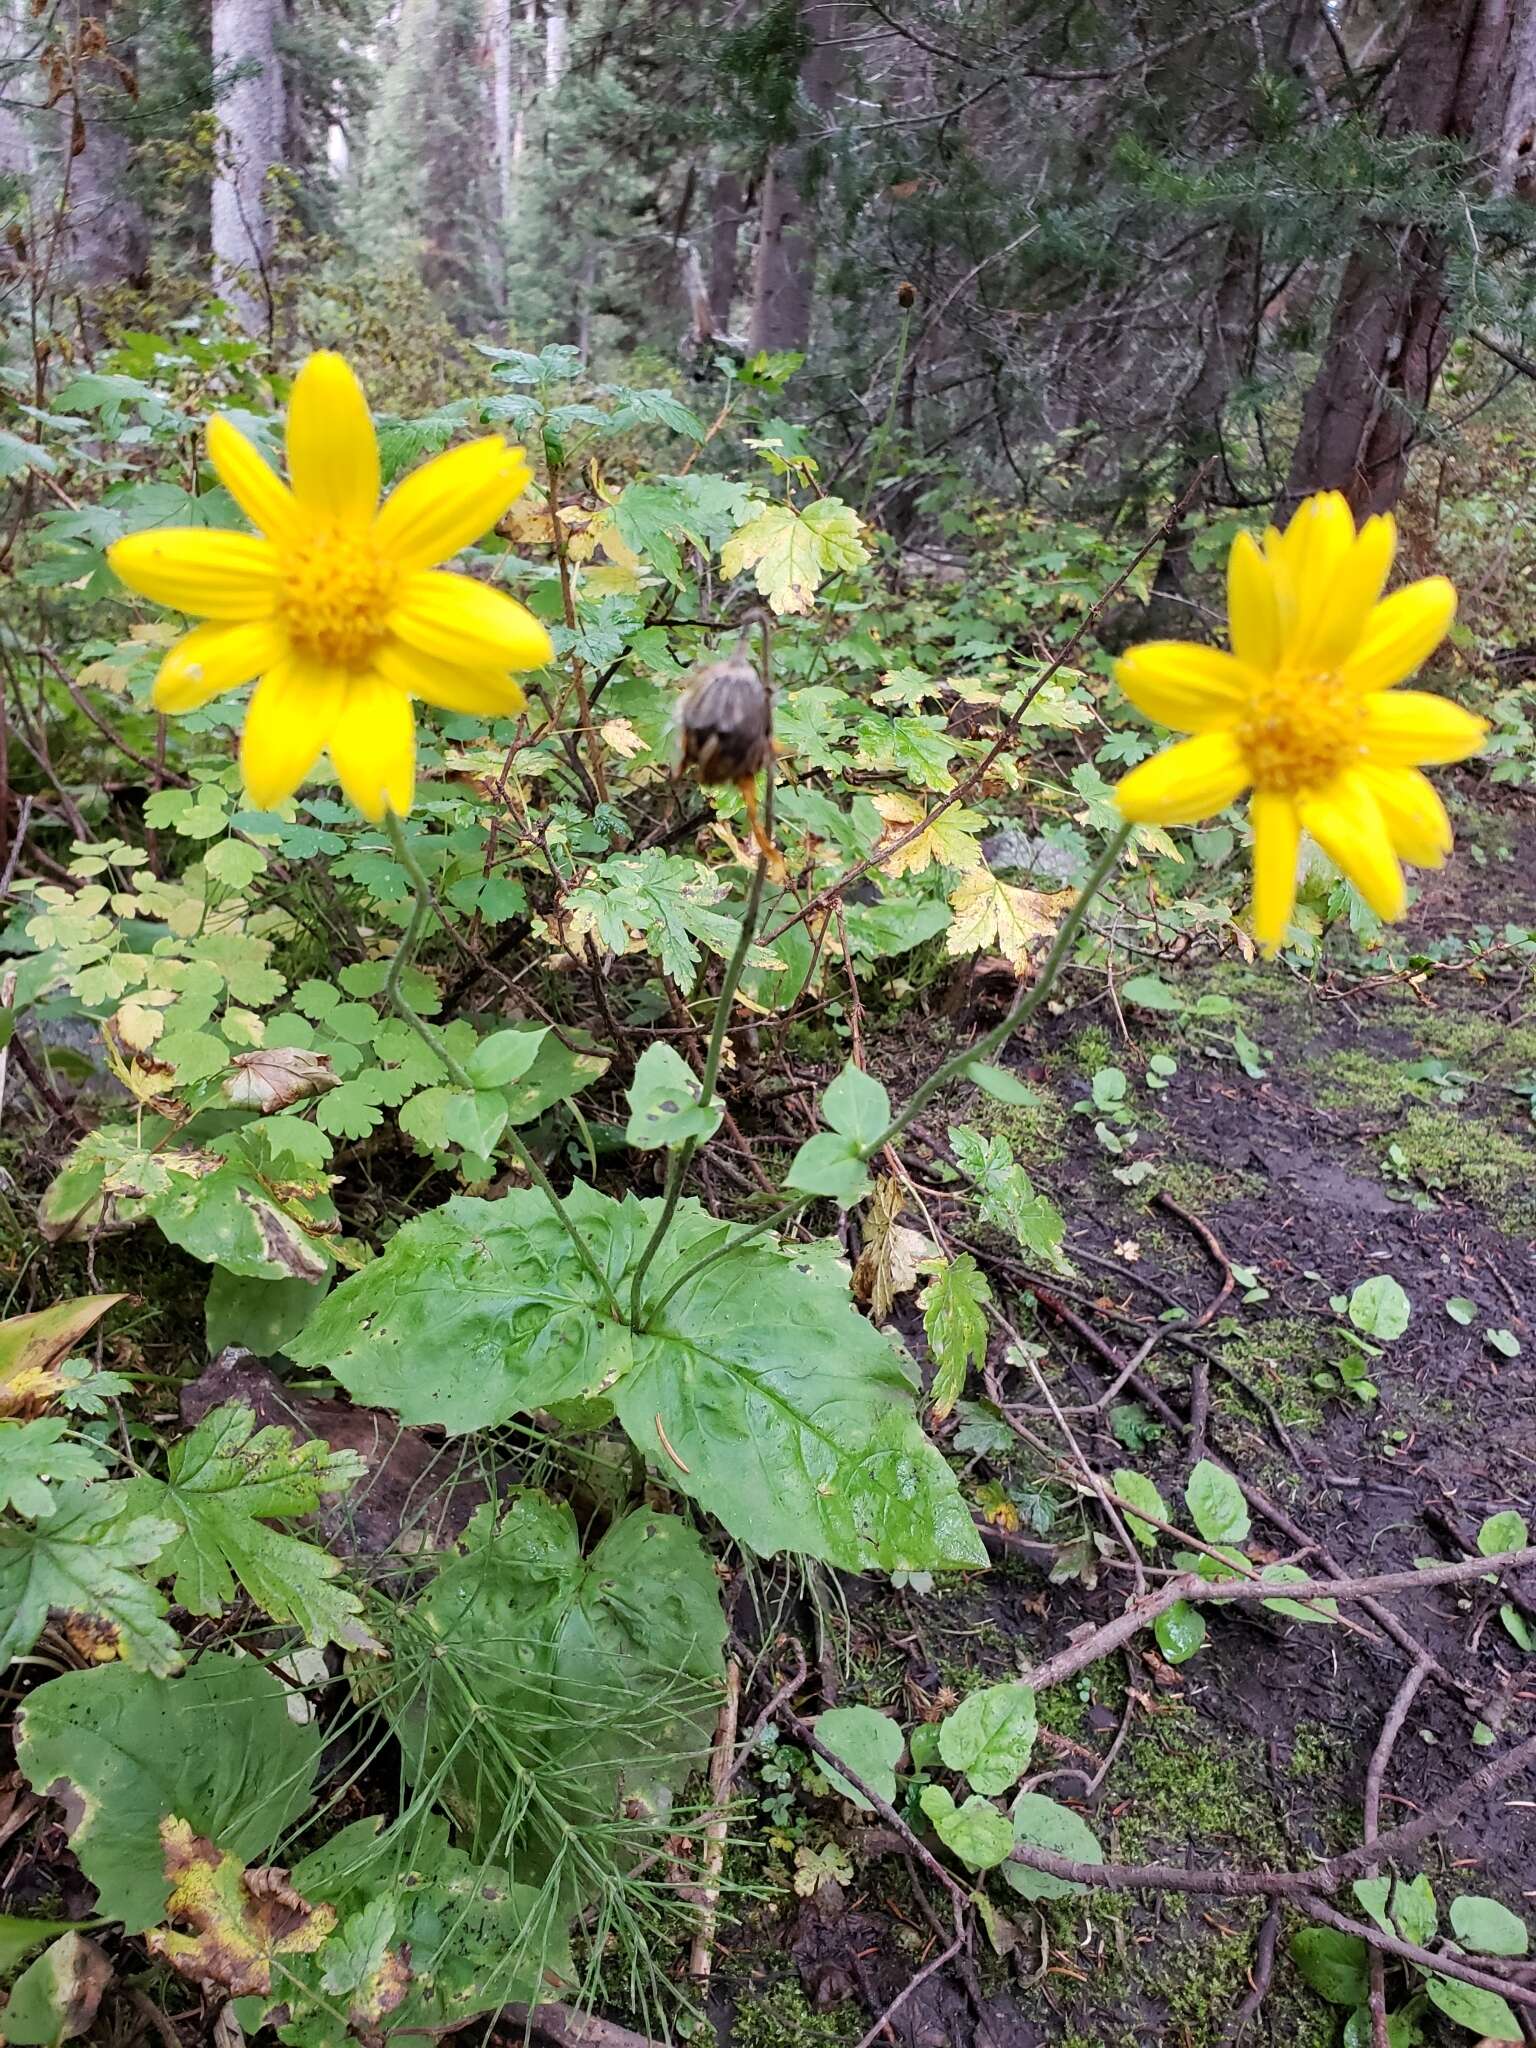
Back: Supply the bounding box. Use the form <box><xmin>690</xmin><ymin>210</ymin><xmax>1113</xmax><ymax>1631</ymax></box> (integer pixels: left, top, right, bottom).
<box><xmin>1152</xmin><ymin>1189</ymin><xmax>1235</xmax><ymax>1329</ymax></box>
<box><xmin>1225</xmin><ymin>1902</ymin><xmax>1281</xmax><ymax>2041</ymax></box>
<box><xmin>687</xmin><ymin>1656</ymin><xmax>741</xmax><ymax>1987</ymax></box>
<box><xmin>500</xmin><ymin>2002</ymin><xmax>665</xmax><ymax>2048</ymax></box>
<box><xmin>1020</xmin><ymin>1548</ymin><xmax>1536</xmax><ymax>1693</ymax></box>
<box><xmin>1362</xmin><ymin>1657</ymin><xmax>1432</xmax><ymax>2048</ymax></box>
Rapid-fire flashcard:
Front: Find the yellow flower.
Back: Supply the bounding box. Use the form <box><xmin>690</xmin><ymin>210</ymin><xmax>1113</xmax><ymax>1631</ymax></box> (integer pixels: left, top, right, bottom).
<box><xmin>1113</xmin><ymin>491</ymin><xmax>1486</xmax><ymax>953</ymax></box>
<box><xmin>107</xmin><ymin>351</ymin><xmax>552</xmax><ymax>822</ymax></box>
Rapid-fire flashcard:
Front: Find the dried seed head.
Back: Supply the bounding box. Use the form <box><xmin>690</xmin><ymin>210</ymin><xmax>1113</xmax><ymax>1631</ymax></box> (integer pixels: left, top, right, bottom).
<box><xmin>678</xmin><ymin>648</ymin><xmax>773</xmax><ymax>786</ymax></box>
<box><xmin>897</xmin><ymin>280</ymin><xmax>917</xmax><ymax>308</ymax></box>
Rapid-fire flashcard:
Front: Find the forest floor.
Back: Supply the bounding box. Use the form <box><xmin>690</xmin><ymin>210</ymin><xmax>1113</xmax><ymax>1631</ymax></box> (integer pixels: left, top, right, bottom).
<box><xmin>689</xmin><ymin>777</ymin><xmax>1536</xmax><ymax>2048</ymax></box>
<box><xmin>4</xmin><ymin>777</ymin><xmax>1534</xmax><ymax>2048</ymax></box>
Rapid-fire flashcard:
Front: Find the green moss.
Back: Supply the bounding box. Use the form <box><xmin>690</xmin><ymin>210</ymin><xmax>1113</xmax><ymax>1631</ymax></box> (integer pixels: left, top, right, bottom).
<box><xmin>1152</xmin><ymin>1159</ymin><xmax>1266</xmax><ymax>1211</ymax></box>
<box><xmin>1068</xmin><ymin>1023</ymin><xmax>1116</xmax><ymax>1074</ymax></box>
<box><xmin>1116</xmin><ymin>1717</ymin><xmax>1287</xmax><ymax>1865</ymax></box>
<box><xmin>1381</xmin><ymin>1106</ymin><xmax>1536</xmax><ymax>1228</ymax></box>
<box><xmin>1216</xmin><ymin>1314</ymin><xmax>1328</xmax><ymax>1430</ymax></box>
<box><xmin>1289</xmin><ymin>1722</ymin><xmax>1341</xmax><ymax>1781</ymax></box>
<box><xmin>1310</xmin><ymin>1049</ymin><xmax>1425</xmax><ymax>1113</ymax></box>
<box><xmin>968</xmin><ymin>1083</ymin><xmax>1069</xmax><ymax>1164</ymax></box>
<box><xmin>1374</xmin><ymin>1003</ymin><xmax>1536</xmax><ymax>1081</ymax></box>
<box><xmin>728</xmin><ymin>1979</ymin><xmax>862</xmax><ymax>2048</ymax></box>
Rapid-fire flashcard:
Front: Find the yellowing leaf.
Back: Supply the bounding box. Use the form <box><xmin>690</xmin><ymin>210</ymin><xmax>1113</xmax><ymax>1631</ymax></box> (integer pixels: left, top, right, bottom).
<box><xmin>113</xmin><ymin>996</ymin><xmax>170</xmax><ymax>1052</ymax></box>
<box><xmin>720</xmin><ymin>496</ymin><xmax>869</xmax><ymax>616</ymax></box>
<box><xmin>146</xmin><ymin>1819</ymin><xmax>334</xmax><ymax>1998</ymax></box>
<box><xmin>600</xmin><ymin>717</ymin><xmax>646</xmax><ymax>759</ymax></box>
<box><xmin>0</xmin><ymin>1295</ymin><xmax>126</xmax><ymax>1419</ymax></box>
<box><xmin>945</xmin><ymin>872</ymin><xmax>1070</xmax><ymax>972</ymax></box>
<box><xmin>852</xmin><ymin>1177</ymin><xmax>936</xmax><ymax>1321</ymax></box>
<box><xmin>872</xmin><ymin>794</ymin><xmax>987</xmax><ymax>878</ymax></box>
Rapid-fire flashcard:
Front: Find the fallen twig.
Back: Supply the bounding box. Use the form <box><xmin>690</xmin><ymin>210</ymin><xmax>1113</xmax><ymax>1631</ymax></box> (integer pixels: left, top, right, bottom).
<box><xmin>687</xmin><ymin>1657</ymin><xmax>741</xmax><ymax>1987</ymax></box>
<box><xmin>1225</xmin><ymin>1901</ymin><xmax>1281</xmax><ymax>2041</ymax></box>
<box><xmin>501</xmin><ymin>2002</ymin><xmax>666</xmax><ymax>2048</ymax></box>
<box><xmin>1362</xmin><ymin>1657</ymin><xmax>1433</xmax><ymax>2048</ymax></box>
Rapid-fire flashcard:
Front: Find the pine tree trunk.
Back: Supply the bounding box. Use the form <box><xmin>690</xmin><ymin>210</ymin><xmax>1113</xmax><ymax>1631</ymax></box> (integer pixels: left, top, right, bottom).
<box><xmin>211</xmin><ymin>0</ymin><xmax>281</xmax><ymax>337</ymax></box>
<box><xmin>0</xmin><ymin>0</ymin><xmax>34</xmax><ymax>195</ymax></box>
<box><xmin>487</xmin><ymin>0</ymin><xmax>512</xmax><ymax>230</ymax></box>
<box><xmin>56</xmin><ymin>0</ymin><xmax>148</xmax><ymax>305</ymax></box>
<box><xmin>1286</xmin><ymin>0</ymin><xmax>1536</xmax><ymax>514</ymax></box>
<box><xmin>545</xmin><ymin>0</ymin><xmax>568</xmax><ymax>91</ymax></box>
<box><xmin>748</xmin><ymin>0</ymin><xmax>842</xmax><ymax>355</ymax></box>
<box><xmin>708</xmin><ymin>169</ymin><xmax>743</xmax><ymax>331</ymax></box>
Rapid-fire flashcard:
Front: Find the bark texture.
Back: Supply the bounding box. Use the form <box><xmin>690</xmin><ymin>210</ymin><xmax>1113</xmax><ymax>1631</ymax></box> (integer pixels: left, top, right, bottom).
<box><xmin>211</xmin><ymin>0</ymin><xmax>281</xmax><ymax>335</ymax></box>
<box><xmin>1287</xmin><ymin>0</ymin><xmax>1536</xmax><ymax>514</ymax></box>
<box><xmin>57</xmin><ymin>0</ymin><xmax>147</xmax><ymax>304</ymax></box>
<box><xmin>749</xmin><ymin>0</ymin><xmax>842</xmax><ymax>355</ymax></box>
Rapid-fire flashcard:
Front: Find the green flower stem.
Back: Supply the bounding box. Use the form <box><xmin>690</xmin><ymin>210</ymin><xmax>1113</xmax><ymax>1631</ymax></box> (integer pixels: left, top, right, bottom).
<box><xmin>627</xmin><ymin>637</ymin><xmax>777</xmax><ymax>1329</ymax></box>
<box><xmin>382</xmin><ymin>809</ymin><xmax>624</xmax><ymax>1320</ymax></box>
<box><xmin>641</xmin><ymin>822</ymin><xmax>1133</xmax><ymax>1326</ymax></box>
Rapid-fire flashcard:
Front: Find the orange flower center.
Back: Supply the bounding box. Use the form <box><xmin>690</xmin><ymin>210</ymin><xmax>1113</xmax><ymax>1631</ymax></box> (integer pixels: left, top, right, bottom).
<box><xmin>279</xmin><ymin>527</ymin><xmax>398</xmax><ymax>669</ymax></box>
<box><xmin>1237</xmin><ymin>674</ymin><xmax>1365</xmax><ymax>796</ymax></box>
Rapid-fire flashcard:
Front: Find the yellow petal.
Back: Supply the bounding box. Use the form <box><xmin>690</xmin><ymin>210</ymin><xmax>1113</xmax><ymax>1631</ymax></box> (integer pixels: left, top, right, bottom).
<box><xmin>285</xmin><ymin>352</ymin><xmax>379</xmax><ymax>527</ymax></box>
<box><xmin>206</xmin><ymin>416</ymin><xmax>307</xmax><ymax>546</ymax></box>
<box><xmin>1227</xmin><ymin>530</ymin><xmax>1281</xmax><ymax>672</ymax></box>
<box><xmin>1357</xmin><ymin>763</ymin><xmax>1453</xmax><ymax>867</ymax></box>
<box><xmin>1360</xmin><ymin>689</ymin><xmax>1487</xmax><ymax>766</ymax></box>
<box><xmin>108</xmin><ymin>529</ymin><xmax>279</xmax><ymax>620</ymax></box>
<box><xmin>151</xmin><ymin>620</ymin><xmax>286</xmax><ymax>713</ymax></box>
<box><xmin>1339</xmin><ymin>577</ymin><xmax>1457</xmax><ymax>692</ymax></box>
<box><xmin>1114</xmin><ymin>643</ymin><xmax>1251</xmax><ymax>734</ymax></box>
<box><xmin>1249</xmin><ymin>791</ymin><xmax>1300</xmax><ymax>957</ymax></box>
<box><xmin>1300</xmin><ymin>511</ymin><xmax>1396</xmax><ymax>666</ymax></box>
<box><xmin>1114</xmin><ymin>732</ymin><xmax>1249</xmax><ymax>827</ymax></box>
<box><xmin>390</xmin><ymin>570</ymin><xmax>553</xmax><ymax>671</ymax></box>
<box><xmin>375</xmin><ymin>640</ymin><xmax>528</xmax><ymax>717</ymax></box>
<box><xmin>1299</xmin><ymin>771</ymin><xmax>1405</xmax><ymax>923</ymax></box>
<box><xmin>1273</xmin><ymin>492</ymin><xmax>1356</xmax><ymax>654</ymax></box>
<box><xmin>329</xmin><ymin>676</ymin><xmax>415</xmax><ymax>822</ymax></box>
<box><xmin>239</xmin><ymin>658</ymin><xmax>347</xmax><ymax>811</ymax></box>
<box><xmin>373</xmin><ymin>437</ymin><xmax>532</xmax><ymax>574</ymax></box>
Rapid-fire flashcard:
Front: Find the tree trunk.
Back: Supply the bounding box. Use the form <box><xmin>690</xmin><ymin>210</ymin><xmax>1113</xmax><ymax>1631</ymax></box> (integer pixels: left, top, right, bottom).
<box><xmin>748</xmin><ymin>0</ymin><xmax>842</xmax><ymax>355</ymax></box>
<box><xmin>1286</xmin><ymin>0</ymin><xmax>1536</xmax><ymax>515</ymax></box>
<box><xmin>1152</xmin><ymin>226</ymin><xmax>1259</xmax><ymax>600</ymax></box>
<box><xmin>487</xmin><ymin>0</ymin><xmax>512</xmax><ymax>231</ymax></box>
<box><xmin>0</xmin><ymin>0</ymin><xmax>34</xmax><ymax>195</ymax></box>
<box><xmin>211</xmin><ymin>0</ymin><xmax>281</xmax><ymax>337</ymax></box>
<box><xmin>708</xmin><ymin>169</ymin><xmax>743</xmax><ymax>331</ymax></box>
<box><xmin>56</xmin><ymin>0</ymin><xmax>148</xmax><ymax>306</ymax></box>
<box><xmin>545</xmin><ymin>0</ymin><xmax>568</xmax><ymax>91</ymax></box>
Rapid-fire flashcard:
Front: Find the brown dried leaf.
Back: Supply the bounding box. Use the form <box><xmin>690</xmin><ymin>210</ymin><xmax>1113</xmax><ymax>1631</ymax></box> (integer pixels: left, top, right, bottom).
<box><xmin>145</xmin><ymin>1818</ymin><xmax>335</xmax><ymax>1998</ymax></box>
<box><xmin>223</xmin><ymin>1047</ymin><xmax>339</xmax><ymax>1114</ymax></box>
<box><xmin>851</xmin><ymin>1179</ymin><xmax>935</xmax><ymax>1322</ymax></box>
<box><xmin>0</xmin><ymin>1294</ymin><xmax>126</xmax><ymax>1418</ymax></box>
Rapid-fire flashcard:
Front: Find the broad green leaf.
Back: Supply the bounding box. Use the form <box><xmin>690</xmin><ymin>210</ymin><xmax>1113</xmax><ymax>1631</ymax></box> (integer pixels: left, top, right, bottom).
<box><xmin>1005</xmin><ymin>1792</ymin><xmax>1102</xmax><ymax>1900</ymax></box>
<box><xmin>0</xmin><ymin>1484</ymin><xmax>179</xmax><ymax>1673</ymax></box>
<box><xmin>1290</xmin><ymin>1927</ymin><xmax>1370</xmax><ymax>2005</ymax></box>
<box><xmin>0</xmin><ymin>1916</ymin><xmax>83</xmax><ymax>1976</ymax></box>
<box><xmin>948</xmin><ymin>1125</ymin><xmax>1069</xmax><ymax>1272</ymax></box>
<box><xmin>1425</xmin><ymin>1973</ymin><xmax>1522</xmax><ymax>2040</ymax></box>
<box><xmin>16</xmin><ymin>1656</ymin><xmax>320</xmax><ymax>1931</ymax></box>
<box><xmin>1259</xmin><ymin>1564</ymin><xmax>1339</xmax><ymax>1625</ymax></box>
<box><xmin>1120</xmin><ymin>973</ymin><xmax>1182</xmax><ymax>1013</ymax></box>
<box><xmin>1478</xmin><ymin>1510</ymin><xmax>1529</xmax><ymax>1556</ymax></box>
<box><xmin>283</xmin><ymin>1814</ymin><xmax>574</xmax><ymax>2035</ymax></box>
<box><xmin>1389</xmin><ymin>1872</ymin><xmax>1437</xmax><ymax>1946</ymax></box>
<box><xmin>1184</xmin><ymin>1459</ymin><xmax>1251</xmax><ymax>1545</ymax></box>
<box><xmin>1343</xmin><ymin>2009</ymin><xmax>1421</xmax><ymax>2048</ymax></box>
<box><xmin>0</xmin><ymin>1931</ymin><xmax>110</xmax><ymax>2045</ymax></box>
<box><xmin>464</xmin><ymin>1025</ymin><xmax>548</xmax><ymax>1090</ymax></box>
<box><xmin>1352</xmin><ymin>1876</ymin><xmax>1392</xmax><ymax>1935</ymax></box>
<box><xmin>1502</xmin><ymin>1603</ymin><xmax>1535</xmax><ymax>1652</ymax></box>
<box><xmin>1445</xmin><ymin>1296</ymin><xmax>1477</xmax><ymax>1325</ymax></box>
<box><xmin>786</xmin><ymin>1132</ymin><xmax>871</xmax><ymax>1207</ymax></box>
<box><xmin>965</xmin><ymin>1062</ymin><xmax>1040</xmax><ymax>1106</ymax></box>
<box><xmin>822</xmin><ymin>1061</ymin><xmax>890</xmax><ymax>1146</ymax></box>
<box><xmin>720</xmin><ymin>497</ymin><xmax>867</xmax><ymax>615</ymax></box>
<box><xmin>441</xmin><ymin>1088</ymin><xmax>509</xmax><ymax>1157</ymax></box>
<box><xmin>387</xmin><ymin>1496</ymin><xmax>724</xmax><ymax>1855</ymax></box>
<box><xmin>1110</xmin><ymin>1468</ymin><xmax>1166</xmax><ymax>1551</ymax></box>
<box><xmin>1449</xmin><ymin>1892</ymin><xmax>1529</xmax><ymax>1956</ymax></box>
<box><xmin>919</xmin><ymin>1785</ymin><xmax>1013</xmax><ymax>1871</ymax></box>
<box><xmin>815</xmin><ymin>1705</ymin><xmax>904</xmax><ymax>1811</ymax></box>
<box><xmin>937</xmin><ymin>1684</ymin><xmax>1037</xmax><ymax>1795</ymax></box>
<box><xmin>120</xmin><ymin>1403</ymin><xmax>377</xmax><ymax>1653</ymax></box>
<box><xmin>294</xmin><ymin>1188</ymin><xmax>986</xmax><ymax>1575</ymax></box>
<box><xmin>204</xmin><ymin>1268</ymin><xmax>330</xmax><ymax>1360</ymax></box>
<box><xmin>0</xmin><ymin>1418</ymin><xmax>107</xmax><ymax>1516</ymax></box>
<box><xmin>502</xmin><ymin>1027</ymin><xmax>609</xmax><ymax>1125</ymax></box>
<box><xmin>1153</xmin><ymin>1599</ymin><xmax>1207</xmax><ymax>1664</ymax></box>
<box><xmin>0</xmin><ymin>1294</ymin><xmax>125</xmax><ymax>1418</ymax></box>
<box><xmin>625</xmin><ymin>1043</ymin><xmax>723</xmax><ymax>1149</ymax></box>
<box><xmin>1347</xmin><ymin>1275</ymin><xmax>1411</xmax><ymax>1341</ymax></box>
<box><xmin>921</xmin><ymin>1255</ymin><xmax>991</xmax><ymax>1421</ymax></box>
